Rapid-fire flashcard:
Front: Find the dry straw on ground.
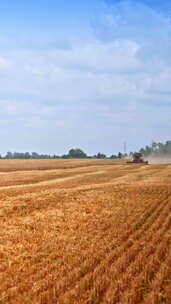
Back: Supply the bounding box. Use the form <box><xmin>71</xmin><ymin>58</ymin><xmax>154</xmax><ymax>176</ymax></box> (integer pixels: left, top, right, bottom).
<box><xmin>0</xmin><ymin>159</ymin><xmax>170</xmax><ymax>303</ymax></box>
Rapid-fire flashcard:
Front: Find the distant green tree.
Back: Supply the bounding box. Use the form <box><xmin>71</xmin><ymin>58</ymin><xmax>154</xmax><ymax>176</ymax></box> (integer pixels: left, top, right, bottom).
<box><xmin>139</xmin><ymin>140</ymin><xmax>171</xmax><ymax>157</ymax></box>
<box><xmin>118</xmin><ymin>152</ymin><xmax>122</xmax><ymax>158</ymax></box>
<box><xmin>25</xmin><ymin>152</ymin><xmax>31</xmax><ymax>159</ymax></box>
<box><xmin>32</xmin><ymin>152</ymin><xmax>39</xmax><ymax>158</ymax></box>
<box><xmin>61</xmin><ymin>154</ymin><xmax>70</xmax><ymax>159</ymax></box>
<box><xmin>5</xmin><ymin>152</ymin><xmax>13</xmax><ymax>158</ymax></box>
<box><xmin>68</xmin><ymin>148</ymin><xmax>87</xmax><ymax>158</ymax></box>
<box><xmin>96</xmin><ymin>152</ymin><xmax>106</xmax><ymax>159</ymax></box>
<box><xmin>110</xmin><ymin>154</ymin><xmax>117</xmax><ymax>159</ymax></box>
<box><xmin>164</xmin><ymin>141</ymin><xmax>171</xmax><ymax>154</ymax></box>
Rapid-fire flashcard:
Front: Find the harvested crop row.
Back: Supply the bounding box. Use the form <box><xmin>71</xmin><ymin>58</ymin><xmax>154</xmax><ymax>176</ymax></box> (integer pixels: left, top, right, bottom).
<box><xmin>0</xmin><ymin>161</ymin><xmax>171</xmax><ymax>304</ymax></box>
<box><xmin>56</xmin><ymin>194</ymin><xmax>171</xmax><ymax>304</ymax></box>
<box><xmin>25</xmin><ymin>186</ymin><xmax>166</xmax><ymax>296</ymax></box>
<box><xmin>104</xmin><ymin>211</ymin><xmax>171</xmax><ymax>303</ymax></box>
<box><xmin>1</xmin><ymin>185</ymin><xmax>160</xmax><ymax>301</ymax></box>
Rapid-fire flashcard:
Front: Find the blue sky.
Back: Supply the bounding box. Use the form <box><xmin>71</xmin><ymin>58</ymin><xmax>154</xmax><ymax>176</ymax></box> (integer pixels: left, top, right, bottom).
<box><xmin>0</xmin><ymin>0</ymin><xmax>171</xmax><ymax>155</ymax></box>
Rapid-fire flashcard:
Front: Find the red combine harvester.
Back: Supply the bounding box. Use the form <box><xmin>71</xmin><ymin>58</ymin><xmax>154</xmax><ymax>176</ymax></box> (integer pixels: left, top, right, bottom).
<box><xmin>127</xmin><ymin>153</ymin><xmax>148</xmax><ymax>164</ymax></box>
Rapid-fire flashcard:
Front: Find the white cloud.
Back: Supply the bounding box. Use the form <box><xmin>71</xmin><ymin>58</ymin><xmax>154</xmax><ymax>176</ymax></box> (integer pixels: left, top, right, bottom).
<box><xmin>0</xmin><ymin>0</ymin><xmax>171</xmax><ymax>154</ymax></box>
<box><xmin>0</xmin><ymin>40</ymin><xmax>142</xmax><ymax>106</ymax></box>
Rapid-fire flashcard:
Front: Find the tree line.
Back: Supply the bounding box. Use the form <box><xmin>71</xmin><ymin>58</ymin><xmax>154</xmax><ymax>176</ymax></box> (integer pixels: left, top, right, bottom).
<box><xmin>139</xmin><ymin>140</ymin><xmax>171</xmax><ymax>157</ymax></box>
<box><xmin>1</xmin><ymin>141</ymin><xmax>170</xmax><ymax>159</ymax></box>
<box><xmin>0</xmin><ymin>149</ymin><xmax>124</xmax><ymax>159</ymax></box>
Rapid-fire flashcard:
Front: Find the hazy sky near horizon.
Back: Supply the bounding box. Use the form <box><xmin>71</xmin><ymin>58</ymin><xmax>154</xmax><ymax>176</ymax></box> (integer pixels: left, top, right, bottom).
<box><xmin>0</xmin><ymin>0</ymin><xmax>171</xmax><ymax>155</ymax></box>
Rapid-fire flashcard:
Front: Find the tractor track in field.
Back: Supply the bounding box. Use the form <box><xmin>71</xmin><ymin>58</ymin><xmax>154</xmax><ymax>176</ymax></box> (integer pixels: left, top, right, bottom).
<box><xmin>0</xmin><ymin>170</ymin><xmax>107</xmax><ymax>191</ymax></box>
<box><xmin>0</xmin><ymin>163</ymin><xmax>167</xmax><ymax>199</ymax></box>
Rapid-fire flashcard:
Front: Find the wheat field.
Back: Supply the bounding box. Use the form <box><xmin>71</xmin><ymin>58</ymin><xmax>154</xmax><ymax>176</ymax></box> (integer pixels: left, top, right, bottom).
<box><xmin>0</xmin><ymin>159</ymin><xmax>170</xmax><ymax>304</ymax></box>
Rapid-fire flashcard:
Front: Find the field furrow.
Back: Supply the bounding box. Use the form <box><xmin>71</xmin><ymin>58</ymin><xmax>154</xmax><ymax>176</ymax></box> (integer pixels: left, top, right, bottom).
<box><xmin>0</xmin><ymin>160</ymin><xmax>170</xmax><ymax>304</ymax></box>
<box><xmin>58</xmin><ymin>195</ymin><xmax>171</xmax><ymax>304</ymax></box>
<box><xmin>104</xmin><ymin>211</ymin><xmax>171</xmax><ymax>303</ymax></box>
<box><xmin>26</xmin><ymin>188</ymin><xmax>167</xmax><ymax>301</ymax></box>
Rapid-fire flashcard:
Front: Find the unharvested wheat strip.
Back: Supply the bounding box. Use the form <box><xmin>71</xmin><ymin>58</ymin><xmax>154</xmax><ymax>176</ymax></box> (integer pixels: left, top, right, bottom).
<box><xmin>54</xmin><ymin>195</ymin><xmax>170</xmax><ymax>303</ymax></box>
<box><xmin>36</xmin><ymin>193</ymin><xmax>165</xmax><ymax>301</ymax></box>
<box><xmin>63</xmin><ymin>199</ymin><xmax>171</xmax><ymax>304</ymax></box>
<box><xmin>102</xmin><ymin>212</ymin><xmax>171</xmax><ymax>303</ymax></box>
<box><xmin>117</xmin><ymin>230</ymin><xmax>171</xmax><ymax>304</ymax></box>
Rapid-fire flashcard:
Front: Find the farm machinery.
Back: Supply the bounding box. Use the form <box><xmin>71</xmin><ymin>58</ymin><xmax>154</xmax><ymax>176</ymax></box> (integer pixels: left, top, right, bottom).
<box><xmin>127</xmin><ymin>153</ymin><xmax>148</xmax><ymax>164</ymax></box>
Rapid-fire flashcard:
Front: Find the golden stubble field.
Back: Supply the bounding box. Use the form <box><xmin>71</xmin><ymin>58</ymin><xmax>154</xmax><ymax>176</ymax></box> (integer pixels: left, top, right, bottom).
<box><xmin>0</xmin><ymin>159</ymin><xmax>170</xmax><ymax>304</ymax></box>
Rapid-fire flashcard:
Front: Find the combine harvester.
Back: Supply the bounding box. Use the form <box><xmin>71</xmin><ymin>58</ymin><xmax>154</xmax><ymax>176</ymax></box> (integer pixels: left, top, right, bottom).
<box><xmin>127</xmin><ymin>152</ymin><xmax>148</xmax><ymax>164</ymax></box>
